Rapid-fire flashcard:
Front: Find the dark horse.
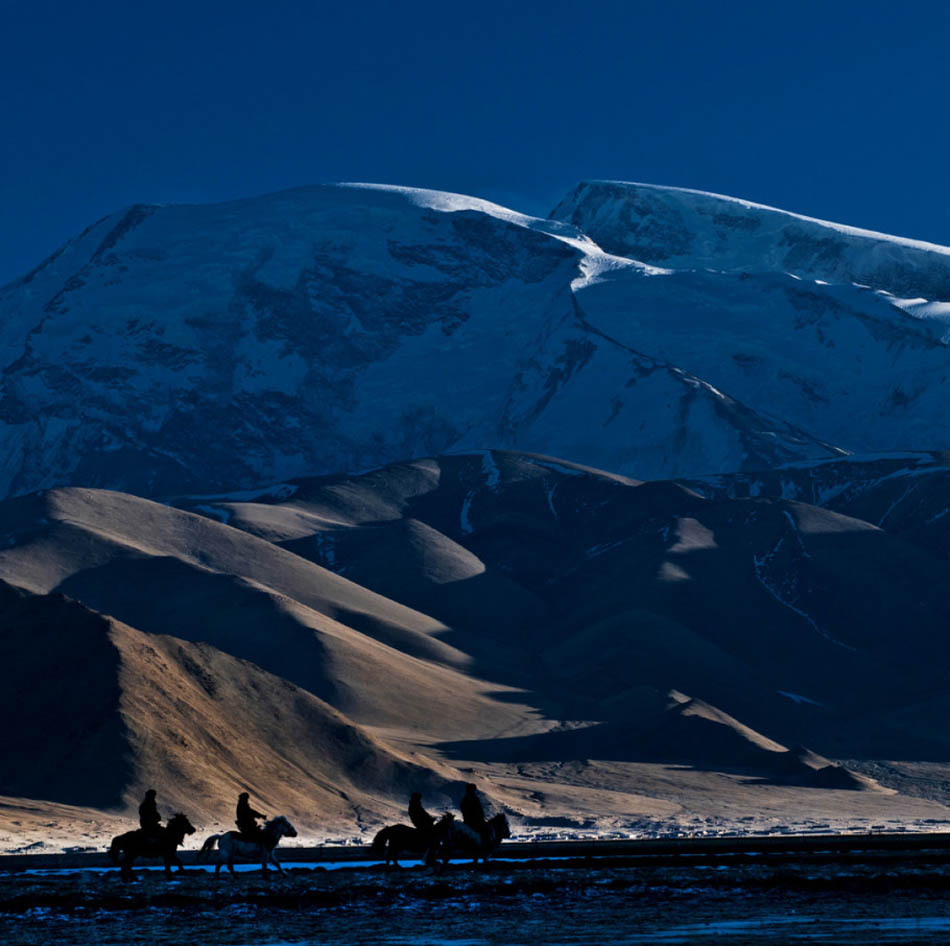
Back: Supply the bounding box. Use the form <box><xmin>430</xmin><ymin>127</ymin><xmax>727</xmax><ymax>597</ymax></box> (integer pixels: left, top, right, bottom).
<box><xmin>437</xmin><ymin>812</ymin><xmax>511</xmax><ymax>865</ymax></box>
<box><xmin>109</xmin><ymin>813</ymin><xmax>196</xmax><ymax>879</ymax></box>
<box><xmin>370</xmin><ymin>814</ymin><xmax>452</xmax><ymax>868</ymax></box>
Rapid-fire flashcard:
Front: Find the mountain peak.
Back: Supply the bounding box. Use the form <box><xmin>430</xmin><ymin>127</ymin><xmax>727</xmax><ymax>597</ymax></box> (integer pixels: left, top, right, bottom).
<box><xmin>551</xmin><ymin>180</ymin><xmax>950</xmax><ymax>299</ymax></box>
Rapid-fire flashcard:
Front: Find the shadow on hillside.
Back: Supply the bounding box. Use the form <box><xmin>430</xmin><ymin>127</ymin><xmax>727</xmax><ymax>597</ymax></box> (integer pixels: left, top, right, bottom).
<box><xmin>434</xmin><ymin>722</ymin><xmax>884</xmax><ymax>792</ymax></box>
<box><xmin>55</xmin><ymin>555</ymin><xmax>345</xmax><ymax>709</ymax></box>
<box><xmin>0</xmin><ymin>585</ymin><xmax>133</xmax><ymax>808</ymax></box>
<box><xmin>425</xmin><ymin>501</ymin><xmax>950</xmax><ymax>763</ymax></box>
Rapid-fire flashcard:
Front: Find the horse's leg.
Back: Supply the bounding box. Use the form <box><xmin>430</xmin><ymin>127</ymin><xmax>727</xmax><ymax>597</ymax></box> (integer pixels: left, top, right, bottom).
<box><xmin>270</xmin><ymin>848</ymin><xmax>284</xmax><ymax>875</ymax></box>
<box><xmin>388</xmin><ymin>845</ymin><xmax>402</xmax><ymax>870</ymax></box>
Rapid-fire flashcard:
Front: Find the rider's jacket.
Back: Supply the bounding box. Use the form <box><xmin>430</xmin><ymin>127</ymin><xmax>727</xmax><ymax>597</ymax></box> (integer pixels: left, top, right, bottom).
<box><xmin>409</xmin><ymin>796</ymin><xmax>435</xmax><ymax>833</ymax></box>
<box><xmin>236</xmin><ymin>797</ymin><xmax>265</xmax><ymax>836</ymax></box>
<box><xmin>460</xmin><ymin>790</ymin><xmax>486</xmax><ymax>828</ymax></box>
<box><xmin>139</xmin><ymin>797</ymin><xmax>161</xmax><ymax>832</ymax></box>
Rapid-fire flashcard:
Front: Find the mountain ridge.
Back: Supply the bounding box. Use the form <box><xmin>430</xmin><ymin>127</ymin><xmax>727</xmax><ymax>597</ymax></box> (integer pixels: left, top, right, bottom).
<box><xmin>0</xmin><ymin>180</ymin><xmax>948</xmax><ymax>498</ymax></box>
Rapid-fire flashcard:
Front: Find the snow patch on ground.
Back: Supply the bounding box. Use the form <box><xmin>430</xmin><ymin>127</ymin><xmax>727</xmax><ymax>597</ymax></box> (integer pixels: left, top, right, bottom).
<box><xmin>882</xmin><ymin>293</ymin><xmax>950</xmax><ymax>341</ymax></box>
<box><xmin>752</xmin><ymin>524</ymin><xmax>852</xmax><ymax>651</ymax></box>
<box><xmin>313</xmin><ymin>531</ymin><xmax>341</xmax><ymax>571</ymax></box>
<box><xmin>192</xmin><ymin>504</ymin><xmax>232</xmax><ymax>524</ymax></box>
<box><xmin>183</xmin><ymin>484</ymin><xmax>299</xmax><ymax>503</ymax></box>
<box><xmin>480</xmin><ymin>450</ymin><xmax>501</xmax><ymax>490</ymax></box>
<box><xmin>459</xmin><ymin>490</ymin><xmax>476</xmax><ymax>534</ymax></box>
<box><xmin>526</xmin><ymin>457</ymin><xmax>590</xmax><ymax>478</ymax></box>
<box><xmin>777</xmin><ymin>690</ymin><xmax>824</xmax><ymax>706</ymax></box>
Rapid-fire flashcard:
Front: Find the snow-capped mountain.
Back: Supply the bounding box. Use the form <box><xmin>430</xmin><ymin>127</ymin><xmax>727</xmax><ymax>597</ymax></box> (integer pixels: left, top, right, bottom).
<box><xmin>551</xmin><ymin>181</ymin><xmax>950</xmax><ymax>301</ymax></box>
<box><xmin>0</xmin><ymin>181</ymin><xmax>948</xmax><ymax>498</ymax></box>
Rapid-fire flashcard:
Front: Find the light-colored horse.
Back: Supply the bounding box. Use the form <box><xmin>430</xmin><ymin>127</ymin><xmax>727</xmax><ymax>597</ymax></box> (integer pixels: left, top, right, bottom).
<box><xmin>198</xmin><ymin>815</ymin><xmax>298</xmax><ymax>874</ymax></box>
<box><xmin>437</xmin><ymin>812</ymin><xmax>511</xmax><ymax>865</ymax></box>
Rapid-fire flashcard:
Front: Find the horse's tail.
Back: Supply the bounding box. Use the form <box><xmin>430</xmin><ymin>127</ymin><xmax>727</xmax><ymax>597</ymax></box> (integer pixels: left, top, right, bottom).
<box><xmin>108</xmin><ymin>835</ymin><xmax>123</xmax><ymax>866</ymax></box>
<box><xmin>370</xmin><ymin>827</ymin><xmax>391</xmax><ymax>855</ymax></box>
<box><xmin>197</xmin><ymin>834</ymin><xmax>222</xmax><ymax>863</ymax></box>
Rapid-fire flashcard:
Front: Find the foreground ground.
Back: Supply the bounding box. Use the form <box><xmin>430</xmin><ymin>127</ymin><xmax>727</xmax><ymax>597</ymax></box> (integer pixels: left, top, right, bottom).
<box><xmin>3</xmin><ymin>857</ymin><xmax>950</xmax><ymax>945</ymax></box>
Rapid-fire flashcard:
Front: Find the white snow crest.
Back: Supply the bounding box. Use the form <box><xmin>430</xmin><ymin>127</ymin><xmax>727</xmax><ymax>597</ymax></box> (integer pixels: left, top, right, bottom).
<box><xmin>581</xmin><ymin>180</ymin><xmax>950</xmax><ymax>257</ymax></box>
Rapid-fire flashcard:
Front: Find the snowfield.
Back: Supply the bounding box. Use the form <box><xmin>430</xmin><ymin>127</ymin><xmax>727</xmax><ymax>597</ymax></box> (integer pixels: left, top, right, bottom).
<box><xmin>0</xmin><ymin>180</ymin><xmax>948</xmax><ymax>498</ymax></box>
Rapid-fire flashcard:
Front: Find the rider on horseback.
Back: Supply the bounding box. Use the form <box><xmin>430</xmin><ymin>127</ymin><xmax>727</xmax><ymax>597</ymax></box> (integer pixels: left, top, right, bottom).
<box><xmin>138</xmin><ymin>789</ymin><xmax>162</xmax><ymax>837</ymax></box>
<box><xmin>409</xmin><ymin>792</ymin><xmax>436</xmax><ymax>834</ymax></box>
<box><xmin>460</xmin><ymin>783</ymin><xmax>489</xmax><ymax>844</ymax></box>
<box><xmin>236</xmin><ymin>791</ymin><xmax>266</xmax><ymax>843</ymax></box>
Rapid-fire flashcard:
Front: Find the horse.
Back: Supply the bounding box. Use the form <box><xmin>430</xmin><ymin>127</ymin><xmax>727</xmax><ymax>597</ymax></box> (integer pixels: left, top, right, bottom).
<box><xmin>108</xmin><ymin>812</ymin><xmax>196</xmax><ymax>880</ymax></box>
<box><xmin>436</xmin><ymin>812</ymin><xmax>511</xmax><ymax>865</ymax></box>
<box><xmin>198</xmin><ymin>815</ymin><xmax>298</xmax><ymax>874</ymax></box>
<box><xmin>370</xmin><ymin>814</ymin><xmax>452</xmax><ymax>868</ymax></box>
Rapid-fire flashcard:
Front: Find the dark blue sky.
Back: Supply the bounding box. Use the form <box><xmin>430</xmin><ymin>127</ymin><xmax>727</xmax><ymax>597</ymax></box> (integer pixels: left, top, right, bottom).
<box><xmin>3</xmin><ymin>0</ymin><xmax>949</xmax><ymax>284</ymax></box>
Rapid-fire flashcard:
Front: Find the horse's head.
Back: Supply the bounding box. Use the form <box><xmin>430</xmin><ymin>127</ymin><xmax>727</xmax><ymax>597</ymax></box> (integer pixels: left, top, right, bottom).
<box><xmin>268</xmin><ymin>815</ymin><xmax>298</xmax><ymax>838</ymax></box>
<box><xmin>490</xmin><ymin>813</ymin><xmax>511</xmax><ymax>840</ymax></box>
<box><xmin>168</xmin><ymin>813</ymin><xmax>196</xmax><ymax>835</ymax></box>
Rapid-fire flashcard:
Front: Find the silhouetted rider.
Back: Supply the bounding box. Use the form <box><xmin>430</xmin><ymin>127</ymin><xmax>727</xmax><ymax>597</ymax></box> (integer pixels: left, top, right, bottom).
<box><xmin>236</xmin><ymin>791</ymin><xmax>266</xmax><ymax>842</ymax></box>
<box><xmin>138</xmin><ymin>789</ymin><xmax>162</xmax><ymax>836</ymax></box>
<box><xmin>460</xmin><ymin>783</ymin><xmax>488</xmax><ymax>842</ymax></box>
<box><xmin>409</xmin><ymin>792</ymin><xmax>435</xmax><ymax>834</ymax></box>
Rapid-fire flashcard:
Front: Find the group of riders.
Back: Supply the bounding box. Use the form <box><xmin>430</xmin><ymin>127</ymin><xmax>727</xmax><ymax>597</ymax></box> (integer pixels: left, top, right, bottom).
<box><xmin>137</xmin><ymin>781</ymin><xmax>494</xmax><ymax>848</ymax></box>
<box><xmin>113</xmin><ymin>782</ymin><xmax>506</xmax><ymax>877</ymax></box>
<box><xmin>138</xmin><ymin>788</ymin><xmax>268</xmax><ymax>843</ymax></box>
<box><xmin>409</xmin><ymin>784</ymin><xmax>490</xmax><ymax>842</ymax></box>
